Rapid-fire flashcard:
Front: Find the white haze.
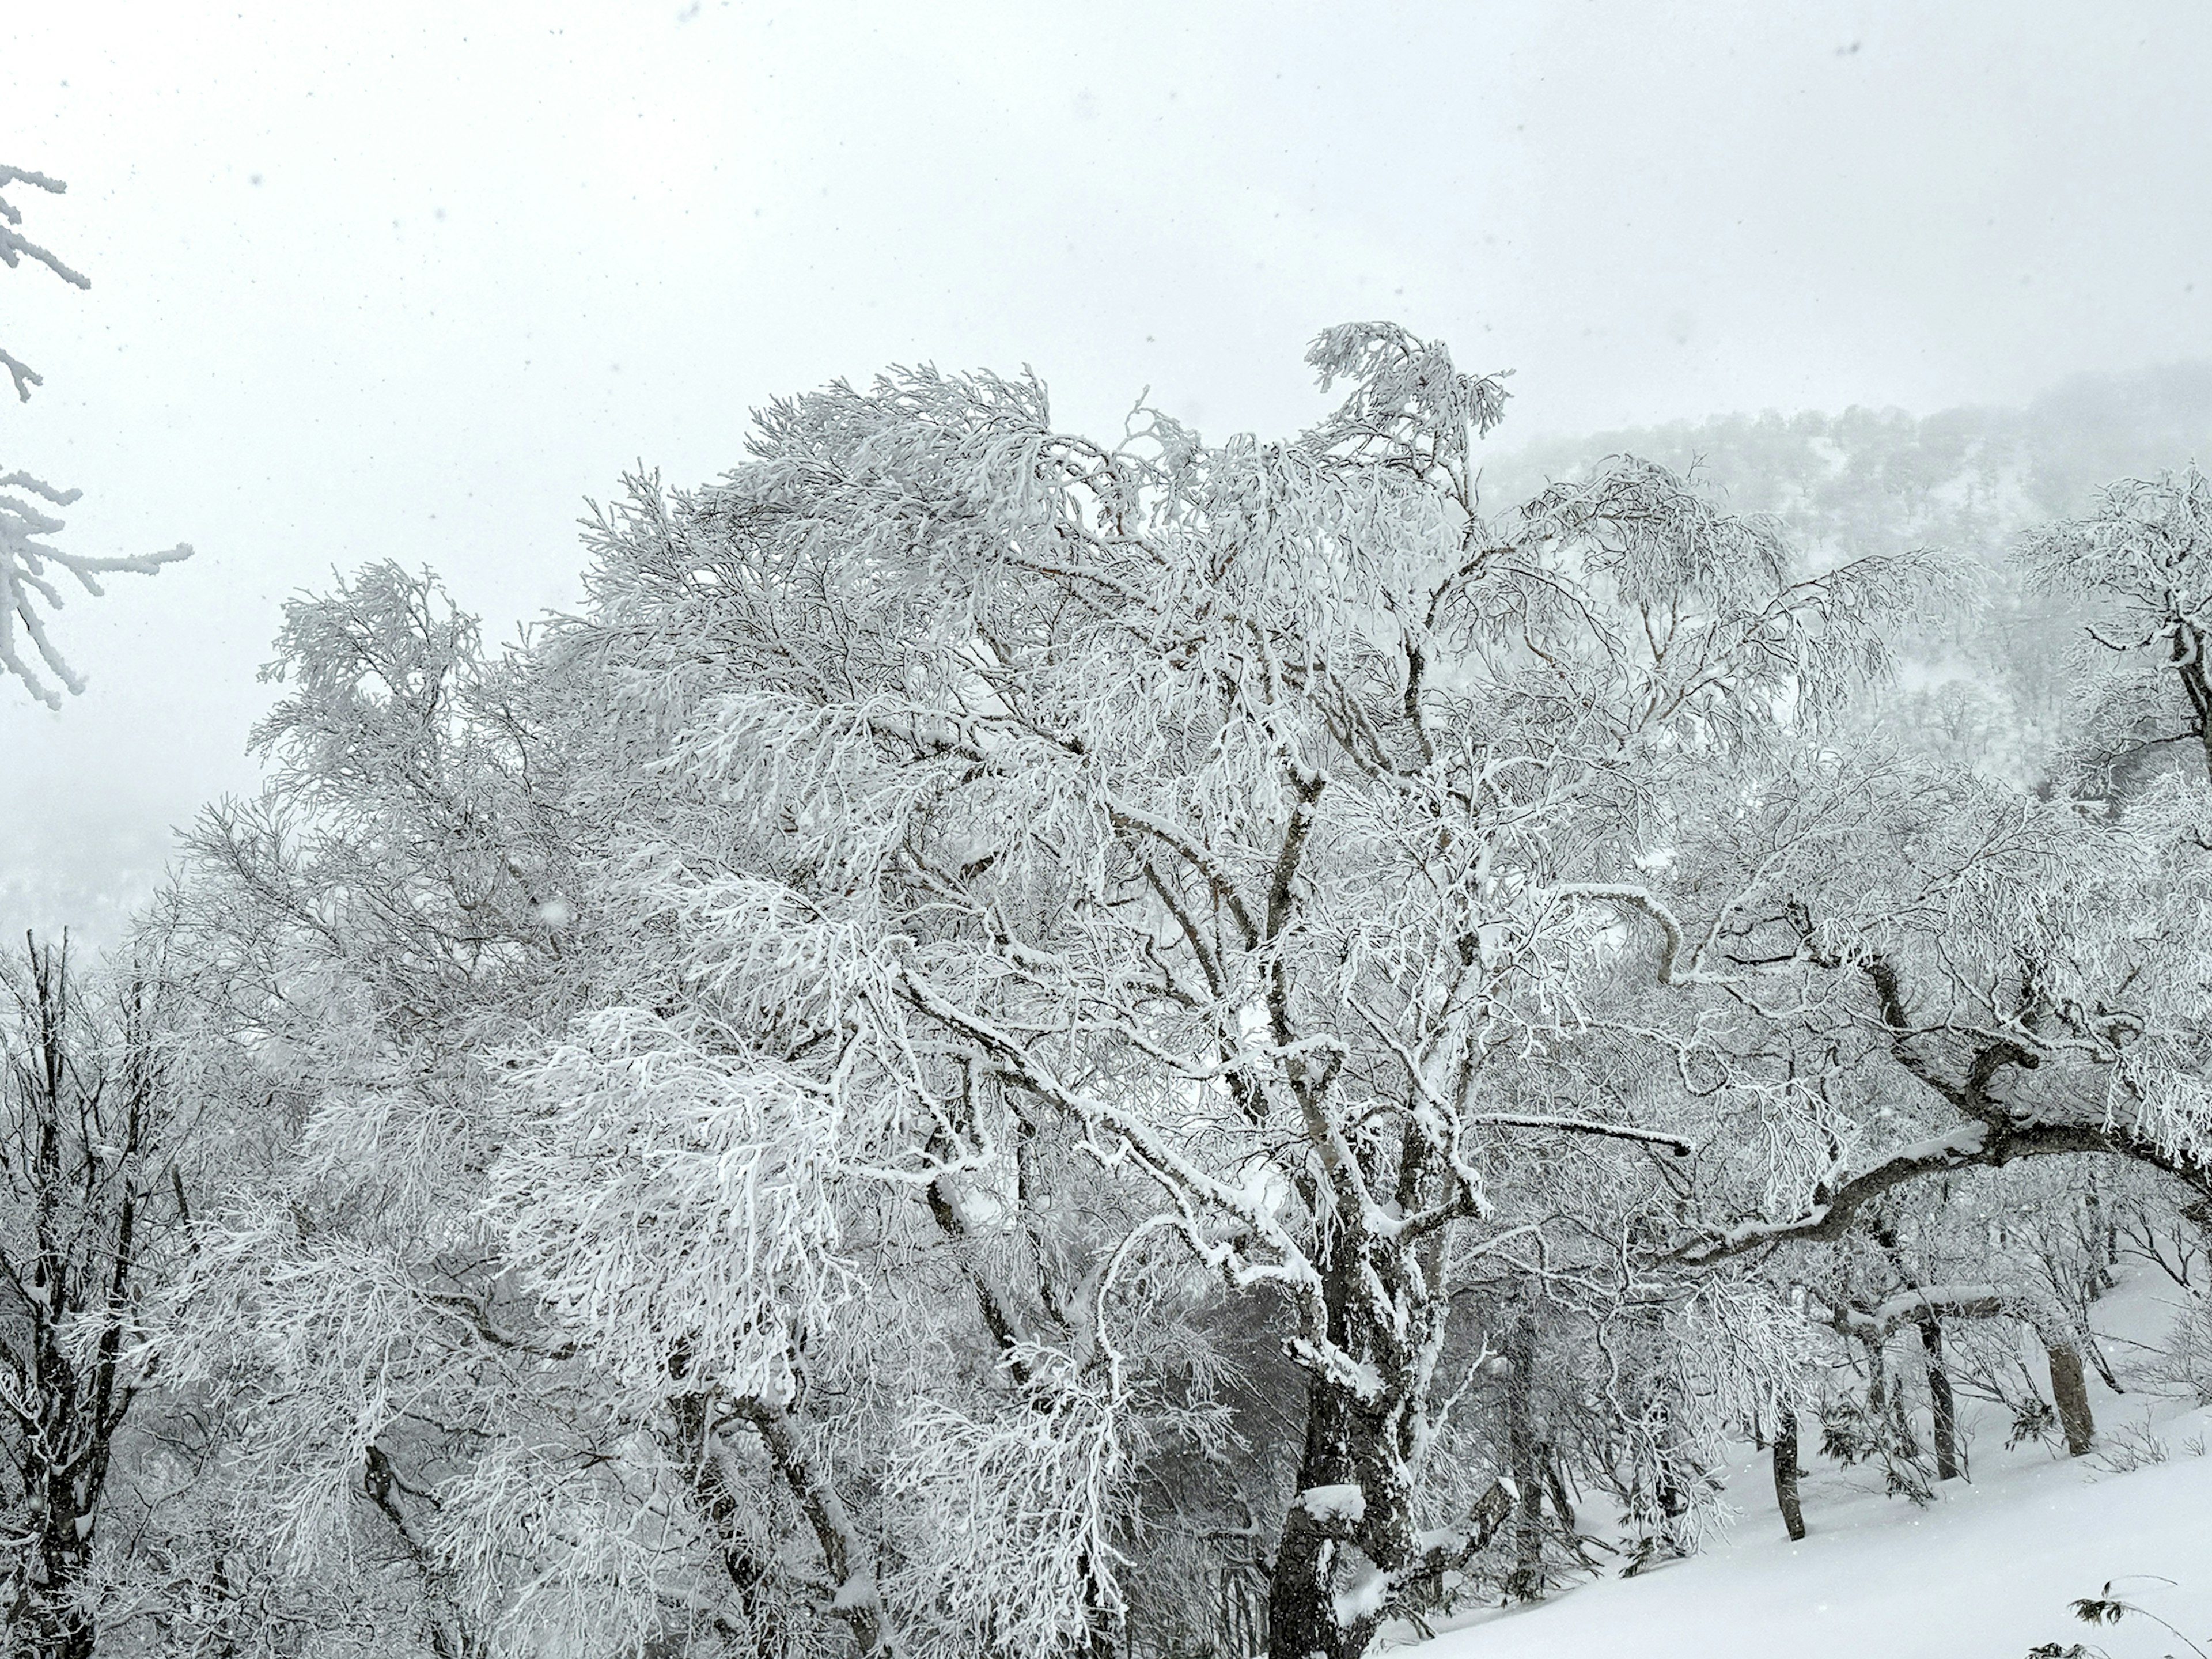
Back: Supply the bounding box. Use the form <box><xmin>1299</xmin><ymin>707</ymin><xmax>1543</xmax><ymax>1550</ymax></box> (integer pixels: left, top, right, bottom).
<box><xmin>5</xmin><ymin>0</ymin><xmax>2212</xmax><ymax>943</ymax></box>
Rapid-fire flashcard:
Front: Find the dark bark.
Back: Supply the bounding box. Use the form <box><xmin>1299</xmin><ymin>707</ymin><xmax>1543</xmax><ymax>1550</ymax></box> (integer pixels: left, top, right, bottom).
<box><xmin>1</xmin><ymin>940</ymin><xmax>178</xmax><ymax>1659</ymax></box>
<box><xmin>1268</xmin><ymin>1373</ymin><xmax>1373</xmax><ymax>1659</ymax></box>
<box><xmin>1918</xmin><ymin>1317</ymin><xmax>1960</xmax><ymax>1482</ymax></box>
<box><xmin>361</xmin><ymin>1444</ymin><xmax>480</xmax><ymax>1659</ymax></box>
<box><xmin>1863</xmin><ymin>1337</ymin><xmax>1889</xmax><ymax>1427</ymax></box>
<box><xmin>1541</xmin><ymin>1448</ymin><xmax>1577</xmax><ymax>1539</ymax></box>
<box><xmin>1266</xmin><ymin>1248</ymin><xmax>1426</xmax><ymax>1659</ymax></box>
<box><xmin>1673</xmin><ymin>946</ymin><xmax>2212</xmax><ymax>1268</ymax></box>
<box><xmin>2047</xmin><ymin>1340</ymin><xmax>2096</xmax><ymax>1456</ymax></box>
<box><xmin>1503</xmin><ymin>1312</ymin><xmax>1545</xmax><ymax>1601</ymax></box>
<box><xmin>1771</xmin><ymin>1407</ymin><xmax>1806</xmax><ymax>1541</ymax></box>
<box><xmin>668</xmin><ymin>1391</ymin><xmax>785</xmax><ymax>1647</ymax></box>
<box><xmin>728</xmin><ymin>1395</ymin><xmax>902</xmax><ymax>1654</ymax></box>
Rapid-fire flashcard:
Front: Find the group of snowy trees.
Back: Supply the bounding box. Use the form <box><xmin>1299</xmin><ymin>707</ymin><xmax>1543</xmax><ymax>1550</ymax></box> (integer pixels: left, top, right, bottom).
<box><xmin>13</xmin><ymin>320</ymin><xmax>2212</xmax><ymax>1659</ymax></box>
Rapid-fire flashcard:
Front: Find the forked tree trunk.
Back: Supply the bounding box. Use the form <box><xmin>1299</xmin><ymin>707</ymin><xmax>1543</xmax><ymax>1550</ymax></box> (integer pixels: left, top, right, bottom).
<box><xmin>1771</xmin><ymin>1407</ymin><xmax>1806</xmax><ymax>1541</ymax></box>
<box><xmin>2047</xmin><ymin>1340</ymin><xmax>2096</xmax><ymax>1456</ymax></box>
<box><xmin>1541</xmin><ymin>1448</ymin><xmax>1578</xmax><ymax>1541</ymax></box>
<box><xmin>1918</xmin><ymin>1316</ymin><xmax>1960</xmax><ymax>1482</ymax></box>
<box><xmin>1267</xmin><ymin>1251</ymin><xmax>1427</xmax><ymax>1659</ymax></box>
<box><xmin>2</xmin><ymin>940</ymin><xmax>173</xmax><ymax>1659</ymax></box>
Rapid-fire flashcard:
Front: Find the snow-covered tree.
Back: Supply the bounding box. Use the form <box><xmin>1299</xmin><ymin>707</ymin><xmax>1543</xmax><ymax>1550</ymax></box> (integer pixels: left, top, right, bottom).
<box><xmin>0</xmin><ymin>935</ymin><xmax>188</xmax><ymax>1659</ymax></box>
<box><xmin>138</xmin><ymin>565</ymin><xmax>608</xmax><ymax>1656</ymax></box>
<box><xmin>132</xmin><ymin>325</ymin><xmax>2118</xmax><ymax>1659</ymax></box>
<box><xmin>549</xmin><ymin>322</ymin><xmax>1935</xmax><ymax>1659</ymax></box>
<box><xmin>1580</xmin><ymin>469</ymin><xmax>2212</xmax><ymax>1488</ymax></box>
<box><xmin>2025</xmin><ymin>463</ymin><xmax>2212</xmax><ymax>784</ymax></box>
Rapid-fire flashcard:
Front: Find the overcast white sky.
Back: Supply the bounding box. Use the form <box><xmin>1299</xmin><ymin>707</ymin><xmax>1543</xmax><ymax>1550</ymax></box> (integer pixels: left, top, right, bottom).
<box><xmin>6</xmin><ymin>1</ymin><xmax>2212</xmax><ymax>938</ymax></box>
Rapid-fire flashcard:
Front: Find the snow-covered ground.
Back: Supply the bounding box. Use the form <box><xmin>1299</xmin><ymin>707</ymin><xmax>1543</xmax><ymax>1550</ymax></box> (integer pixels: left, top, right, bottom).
<box><xmin>1404</xmin><ymin>1274</ymin><xmax>2212</xmax><ymax>1659</ymax></box>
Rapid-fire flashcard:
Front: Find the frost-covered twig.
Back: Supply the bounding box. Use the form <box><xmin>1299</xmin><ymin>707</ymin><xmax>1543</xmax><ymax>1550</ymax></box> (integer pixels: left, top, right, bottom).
<box><xmin>0</xmin><ymin>471</ymin><xmax>192</xmax><ymax>707</ymax></box>
<box><xmin>1</xmin><ymin>164</ymin><xmax>90</xmax><ymax>406</ymax></box>
<box><xmin>0</xmin><ymin>164</ymin><xmax>194</xmax><ymax>707</ymax></box>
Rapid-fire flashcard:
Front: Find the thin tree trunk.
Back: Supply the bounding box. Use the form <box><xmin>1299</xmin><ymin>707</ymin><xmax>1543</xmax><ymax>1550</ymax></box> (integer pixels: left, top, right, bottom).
<box><xmin>1863</xmin><ymin>1335</ymin><xmax>1888</xmax><ymax>1422</ymax></box>
<box><xmin>669</xmin><ymin>1392</ymin><xmax>782</xmax><ymax>1644</ymax></box>
<box><xmin>2046</xmin><ymin>1340</ymin><xmax>2096</xmax><ymax>1456</ymax></box>
<box><xmin>4</xmin><ymin>938</ymin><xmax>167</xmax><ymax>1659</ymax></box>
<box><xmin>730</xmin><ymin>1396</ymin><xmax>903</xmax><ymax>1654</ymax></box>
<box><xmin>1771</xmin><ymin>1407</ymin><xmax>1806</xmax><ymax>1541</ymax></box>
<box><xmin>1541</xmin><ymin>1446</ymin><xmax>1577</xmax><ymax>1538</ymax></box>
<box><xmin>1504</xmin><ymin>1311</ymin><xmax>1545</xmax><ymax>1601</ymax></box>
<box><xmin>2087</xmin><ymin>1337</ymin><xmax>2125</xmax><ymax>1396</ymax></box>
<box><xmin>2084</xmin><ymin>1175</ymin><xmax>2118</xmax><ymax>1297</ymax></box>
<box><xmin>1918</xmin><ymin>1316</ymin><xmax>1960</xmax><ymax>1482</ymax></box>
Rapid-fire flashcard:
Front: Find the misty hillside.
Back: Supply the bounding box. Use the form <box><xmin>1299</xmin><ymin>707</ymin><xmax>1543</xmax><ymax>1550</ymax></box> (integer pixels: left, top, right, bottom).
<box><xmin>1493</xmin><ymin>361</ymin><xmax>2212</xmax><ymax>562</ymax></box>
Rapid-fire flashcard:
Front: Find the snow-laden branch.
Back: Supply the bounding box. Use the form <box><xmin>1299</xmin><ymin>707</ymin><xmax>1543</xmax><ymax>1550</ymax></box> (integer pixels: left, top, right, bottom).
<box><xmin>1</xmin><ymin>471</ymin><xmax>192</xmax><ymax>707</ymax></box>
<box><xmin>1672</xmin><ymin>1103</ymin><xmax>2196</xmax><ymax>1266</ymax></box>
<box><xmin>0</xmin><ymin>166</ymin><xmax>194</xmax><ymax>707</ymax></box>
<box><xmin>0</xmin><ymin>164</ymin><xmax>90</xmax><ymax>402</ymax></box>
<box><xmin>1555</xmin><ymin>882</ymin><xmax>1734</xmax><ymax>987</ymax></box>
<box><xmin>1833</xmin><ymin>1284</ymin><xmax>2008</xmax><ymax>1342</ymax></box>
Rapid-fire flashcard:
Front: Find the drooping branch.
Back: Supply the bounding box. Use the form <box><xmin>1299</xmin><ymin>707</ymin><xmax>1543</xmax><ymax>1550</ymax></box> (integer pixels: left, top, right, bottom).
<box><xmin>0</xmin><ymin>160</ymin><xmax>195</xmax><ymax>706</ymax></box>
<box><xmin>0</xmin><ymin>164</ymin><xmax>90</xmax><ymax>406</ymax></box>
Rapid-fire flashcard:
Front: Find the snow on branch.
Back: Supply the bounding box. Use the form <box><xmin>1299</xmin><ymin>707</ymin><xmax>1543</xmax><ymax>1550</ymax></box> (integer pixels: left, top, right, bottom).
<box><xmin>0</xmin><ymin>471</ymin><xmax>192</xmax><ymax>708</ymax></box>
<box><xmin>1556</xmin><ymin>881</ymin><xmax>1747</xmax><ymax>988</ymax></box>
<box><xmin>0</xmin><ymin>164</ymin><xmax>91</xmax><ymax>403</ymax></box>
<box><xmin>0</xmin><ymin>164</ymin><xmax>194</xmax><ymax>708</ymax></box>
<box><xmin>1672</xmin><ymin>1105</ymin><xmax>2187</xmax><ymax>1266</ymax></box>
<box><xmin>1469</xmin><ymin>1111</ymin><xmax>1693</xmax><ymax>1156</ymax></box>
<box><xmin>1838</xmin><ymin>1284</ymin><xmax>2009</xmax><ymax>1342</ymax></box>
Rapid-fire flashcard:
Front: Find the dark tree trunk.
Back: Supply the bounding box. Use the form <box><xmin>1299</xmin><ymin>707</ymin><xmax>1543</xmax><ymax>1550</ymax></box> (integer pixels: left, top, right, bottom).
<box><xmin>16</xmin><ymin>1538</ymin><xmax>97</xmax><ymax>1659</ymax></box>
<box><xmin>1541</xmin><ymin>1447</ymin><xmax>1576</xmax><ymax>1537</ymax></box>
<box><xmin>1918</xmin><ymin>1316</ymin><xmax>1960</xmax><ymax>1482</ymax></box>
<box><xmin>1503</xmin><ymin>1311</ymin><xmax>1545</xmax><ymax>1601</ymax></box>
<box><xmin>669</xmin><ymin>1390</ymin><xmax>784</xmax><ymax>1644</ymax></box>
<box><xmin>1266</xmin><ymin>1245</ymin><xmax>1427</xmax><ymax>1659</ymax></box>
<box><xmin>2047</xmin><ymin>1340</ymin><xmax>2096</xmax><ymax>1456</ymax></box>
<box><xmin>730</xmin><ymin>1396</ymin><xmax>900</xmax><ymax>1654</ymax></box>
<box><xmin>1268</xmin><ymin>1374</ymin><xmax>1373</xmax><ymax>1659</ymax></box>
<box><xmin>1863</xmin><ymin>1336</ymin><xmax>1888</xmax><ymax>1422</ymax></box>
<box><xmin>1771</xmin><ymin>1407</ymin><xmax>1806</xmax><ymax>1541</ymax></box>
<box><xmin>1</xmin><ymin>940</ymin><xmax>177</xmax><ymax>1659</ymax></box>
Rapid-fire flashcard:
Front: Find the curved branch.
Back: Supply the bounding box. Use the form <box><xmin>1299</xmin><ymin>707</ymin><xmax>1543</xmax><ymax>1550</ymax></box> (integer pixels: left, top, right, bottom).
<box><xmin>1676</xmin><ymin>1115</ymin><xmax>2149</xmax><ymax>1266</ymax></box>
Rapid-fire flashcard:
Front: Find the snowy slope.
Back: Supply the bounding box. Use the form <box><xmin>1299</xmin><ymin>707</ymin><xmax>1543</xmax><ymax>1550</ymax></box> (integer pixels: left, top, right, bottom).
<box><xmin>1406</xmin><ymin>1278</ymin><xmax>2212</xmax><ymax>1659</ymax></box>
<box><xmin>1411</xmin><ymin>1442</ymin><xmax>2212</xmax><ymax>1659</ymax></box>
